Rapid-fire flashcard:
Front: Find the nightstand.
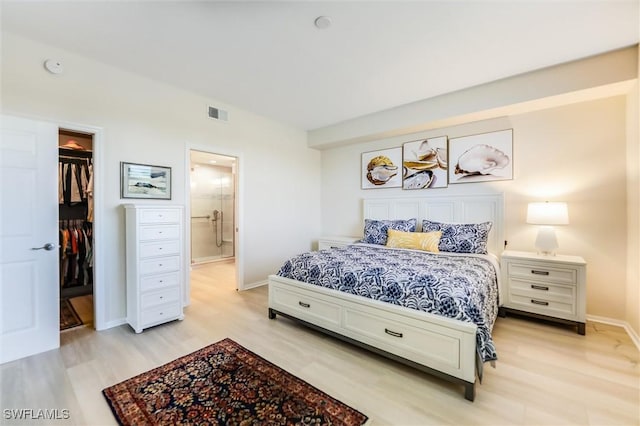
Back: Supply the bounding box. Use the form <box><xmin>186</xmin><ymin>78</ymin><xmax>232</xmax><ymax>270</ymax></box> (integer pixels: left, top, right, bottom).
<box><xmin>500</xmin><ymin>250</ymin><xmax>587</xmax><ymax>335</ymax></box>
<box><xmin>318</xmin><ymin>236</ymin><xmax>360</xmax><ymax>250</ymax></box>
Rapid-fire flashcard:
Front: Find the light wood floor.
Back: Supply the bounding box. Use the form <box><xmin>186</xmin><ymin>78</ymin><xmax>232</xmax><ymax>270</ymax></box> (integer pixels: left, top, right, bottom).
<box><xmin>1</xmin><ymin>261</ymin><xmax>638</xmax><ymax>425</ymax></box>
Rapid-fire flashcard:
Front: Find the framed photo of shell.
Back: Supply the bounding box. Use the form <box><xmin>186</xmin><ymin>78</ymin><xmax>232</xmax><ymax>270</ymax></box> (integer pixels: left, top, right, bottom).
<box><xmin>448</xmin><ymin>129</ymin><xmax>513</xmax><ymax>184</ymax></box>
<box><xmin>402</xmin><ymin>136</ymin><xmax>448</xmax><ymax>189</ymax></box>
<box><xmin>361</xmin><ymin>147</ymin><xmax>402</xmax><ymax>189</ymax></box>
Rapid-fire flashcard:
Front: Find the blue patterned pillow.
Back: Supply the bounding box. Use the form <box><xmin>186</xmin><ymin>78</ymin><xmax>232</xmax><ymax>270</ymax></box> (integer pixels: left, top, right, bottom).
<box><xmin>361</xmin><ymin>219</ymin><xmax>417</xmax><ymax>245</ymax></box>
<box><xmin>422</xmin><ymin>220</ymin><xmax>492</xmax><ymax>254</ymax></box>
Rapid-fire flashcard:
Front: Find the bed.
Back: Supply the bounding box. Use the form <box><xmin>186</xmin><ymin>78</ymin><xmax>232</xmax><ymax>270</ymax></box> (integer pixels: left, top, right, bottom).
<box><xmin>268</xmin><ymin>194</ymin><xmax>504</xmax><ymax>401</ymax></box>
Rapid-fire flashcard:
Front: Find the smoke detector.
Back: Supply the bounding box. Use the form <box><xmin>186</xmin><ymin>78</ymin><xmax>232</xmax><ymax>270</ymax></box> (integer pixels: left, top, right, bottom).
<box><xmin>44</xmin><ymin>59</ymin><xmax>64</xmax><ymax>74</ymax></box>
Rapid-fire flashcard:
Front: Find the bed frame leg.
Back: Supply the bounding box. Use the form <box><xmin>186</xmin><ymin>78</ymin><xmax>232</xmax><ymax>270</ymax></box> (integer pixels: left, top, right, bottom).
<box><xmin>268</xmin><ymin>308</ymin><xmax>276</xmax><ymax>320</ymax></box>
<box><xmin>464</xmin><ymin>382</ymin><xmax>476</xmax><ymax>402</ymax></box>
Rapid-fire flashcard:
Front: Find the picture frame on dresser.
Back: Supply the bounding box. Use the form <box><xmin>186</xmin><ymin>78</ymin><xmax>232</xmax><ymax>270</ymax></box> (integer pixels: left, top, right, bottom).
<box><xmin>121</xmin><ymin>161</ymin><xmax>172</xmax><ymax>200</ymax></box>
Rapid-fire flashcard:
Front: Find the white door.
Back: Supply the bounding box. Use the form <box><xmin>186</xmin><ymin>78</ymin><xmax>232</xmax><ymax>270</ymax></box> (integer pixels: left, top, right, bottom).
<box><xmin>0</xmin><ymin>115</ymin><xmax>59</xmax><ymax>364</ymax></box>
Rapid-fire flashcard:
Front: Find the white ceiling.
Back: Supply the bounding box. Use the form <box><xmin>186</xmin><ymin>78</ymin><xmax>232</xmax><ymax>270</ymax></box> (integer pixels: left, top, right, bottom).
<box><xmin>2</xmin><ymin>1</ymin><xmax>639</xmax><ymax>131</ymax></box>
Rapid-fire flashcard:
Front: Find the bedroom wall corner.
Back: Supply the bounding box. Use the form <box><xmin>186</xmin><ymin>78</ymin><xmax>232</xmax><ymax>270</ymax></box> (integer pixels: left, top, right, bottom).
<box><xmin>626</xmin><ymin>74</ymin><xmax>640</xmax><ymax>339</ymax></box>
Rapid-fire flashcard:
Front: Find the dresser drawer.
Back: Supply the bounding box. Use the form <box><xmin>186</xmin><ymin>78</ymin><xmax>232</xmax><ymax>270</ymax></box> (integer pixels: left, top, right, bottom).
<box><xmin>139</xmin><ymin>240</ymin><xmax>180</xmax><ymax>258</ymax></box>
<box><xmin>140</xmin><ymin>256</ymin><xmax>180</xmax><ymax>275</ymax></box>
<box><xmin>141</xmin><ymin>287</ymin><xmax>181</xmax><ymax>309</ymax></box>
<box><xmin>140</xmin><ymin>271</ymin><xmax>180</xmax><ymax>292</ymax></box>
<box><xmin>508</xmin><ymin>262</ymin><xmax>577</xmax><ymax>285</ymax></box>
<box><xmin>140</xmin><ymin>225</ymin><xmax>180</xmax><ymax>241</ymax></box>
<box><xmin>271</xmin><ymin>286</ymin><xmax>341</xmax><ymax>327</ymax></box>
<box><xmin>141</xmin><ymin>303</ymin><xmax>182</xmax><ymax>327</ymax></box>
<box><xmin>139</xmin><ymin>209</ymin><xmax>180</xmax><ymax>224</ymax></box>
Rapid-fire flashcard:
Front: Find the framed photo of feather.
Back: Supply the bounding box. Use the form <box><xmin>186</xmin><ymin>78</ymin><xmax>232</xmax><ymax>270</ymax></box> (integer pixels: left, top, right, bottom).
<box><xmin>361</xmin><ymin>147</ymin><xmax>402</xmax><ymax>189</ymax></box>
<box><xmin>448</xmin><ymin>129</ymin><xmax>513</xmax><ymax>184</ymax></box>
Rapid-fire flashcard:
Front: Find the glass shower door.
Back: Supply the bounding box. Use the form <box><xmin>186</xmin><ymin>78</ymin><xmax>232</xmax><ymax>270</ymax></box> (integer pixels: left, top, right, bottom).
<box><xmin>190</xmin><ymin>151</ymin><xmax>235</xmax><ymax>264</ymax></box>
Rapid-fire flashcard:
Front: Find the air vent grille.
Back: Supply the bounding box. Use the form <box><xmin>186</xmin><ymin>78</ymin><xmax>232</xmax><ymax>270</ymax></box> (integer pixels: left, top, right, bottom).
<box><xmin>208</xmin><ymin>106</ymin><xmax>229</xmax><ymax>122</ymax></box>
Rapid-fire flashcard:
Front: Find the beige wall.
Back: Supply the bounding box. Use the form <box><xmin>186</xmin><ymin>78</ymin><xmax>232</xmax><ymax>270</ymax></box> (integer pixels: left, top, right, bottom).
<box><xmin>627</xmin><ymin>77</ymin><xmax>640</xmax><ymax>333</ymax></box>
<box><xmin>2</xmin><ymin>33</ymin><xmax>321</xmax><ymax>328</ymax></box>
<box><xmin>321</xmin><ymin>96</ymin><xmax>629</xmax><ymax>321</ymax></box>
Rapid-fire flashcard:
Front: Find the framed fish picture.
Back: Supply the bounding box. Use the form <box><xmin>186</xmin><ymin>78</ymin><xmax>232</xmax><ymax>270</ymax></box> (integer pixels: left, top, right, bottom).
<box><xmin>402</xmin><ymin>136</ymin><xmax>448</xmax><ymax>189</ymax></box>
<box><xmin>361</xmin><ymin>147</ymin><xmax>402</xmax><ymax>189</ymax></box>
<box><xmin>448</xmin><ymin>129</ymin><xmax>513</xmax><ymax>184</ymax></box>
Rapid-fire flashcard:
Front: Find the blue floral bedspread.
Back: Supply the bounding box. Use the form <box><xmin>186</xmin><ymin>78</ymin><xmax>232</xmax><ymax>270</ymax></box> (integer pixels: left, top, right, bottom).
<box><xmin>276</xmin><ymin>244</ymin><xmax>499</xmax><ymax>362</ymax></box>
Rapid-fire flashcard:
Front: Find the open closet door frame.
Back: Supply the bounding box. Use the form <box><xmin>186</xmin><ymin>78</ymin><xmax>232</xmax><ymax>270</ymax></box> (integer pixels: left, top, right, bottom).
<box><xmin>183</xmin><ymin>143</ymin><xmax>244</xmax><ymax>305</ymax></box>
<box><xmin>57</xmin><ymin>120</ymin><xmax>106</xmax><ymax>331</ymax></box>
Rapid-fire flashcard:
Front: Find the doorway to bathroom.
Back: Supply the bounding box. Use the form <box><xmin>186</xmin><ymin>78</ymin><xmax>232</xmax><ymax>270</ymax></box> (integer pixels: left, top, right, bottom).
<box><xmin>189</xmin><ymin>150</ymin><xmax>236</xmax><ymax>265</ymax></box>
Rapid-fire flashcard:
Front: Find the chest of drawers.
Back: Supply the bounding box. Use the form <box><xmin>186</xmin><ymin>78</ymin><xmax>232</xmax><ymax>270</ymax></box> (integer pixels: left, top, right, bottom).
<box><xmin>500</xmin><ymin>250</ymin><xmax>587</xmax><ymax>335</ymax></box>
<box><xmin>124</xmin><ymin>204</ymin><xmax>185</xmax><ymax>333</ymax></box>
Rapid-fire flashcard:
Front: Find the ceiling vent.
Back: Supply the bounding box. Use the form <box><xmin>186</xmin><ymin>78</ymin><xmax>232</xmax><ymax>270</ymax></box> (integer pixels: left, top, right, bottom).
<box><xmin>208</xmin><ymin>106</ymin><xmax>228</xmax><ymax>122</ymax></box>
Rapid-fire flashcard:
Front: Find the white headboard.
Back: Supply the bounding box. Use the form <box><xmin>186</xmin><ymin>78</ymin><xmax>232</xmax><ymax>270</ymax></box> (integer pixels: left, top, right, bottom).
<box><xmin>363</xmin><ymin>193</ymin><xmax>505</xmax><ymax>255</ymax></box>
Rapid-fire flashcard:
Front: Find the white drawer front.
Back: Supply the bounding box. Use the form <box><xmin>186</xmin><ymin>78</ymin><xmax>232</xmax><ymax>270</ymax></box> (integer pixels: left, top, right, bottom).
<box><xmin>508</xmin><ymin>293</ymin><xmax>575</xmax><ymax>317</ymax></box>
<box><xmin>343</xmin><ymin>308</ymin><xmax>461</xmax><ymax>371</ymax></box>
<box><xmin>508</xmin><ymin>262</ymin><xmax>577</xmax><ymax>285</ymax></box>
<box><xmin>141</xmin><ymin>303</ymin><xmax>182</xmax><ymax>327</ymax></box>
<box><xmin>272</xmin><ymin>287</ymin><xmax>341</xmax><ymax>326</ymax></box>
<box><xmin>140</xmin><ymin>225</ymin><xmax>180</xmax><ymax>241</ymax></box>
<box><xmin>509</xmin><ymin>278</ymin><xmax>575</xmax><ymax>299</ymax></box>
<box><xmin>140</xmin><ymin>209</ymin><xmax>180</xmax><ymax>224</ymax></box>
<box><xmin>140</xmin><ymin>272</ymin><xmax>180</xmax><ymax>292</ymax></box>
<box><xmin>141</xmin><ymin>287</ymin><xmax>181</xmax><ymax>309</ymax></box>
<box><xmin>140</xmin><ymin>240</ymin><xmax>180</xmax><ymax>258</ymax></box>
<box><xmin>140</xmin><ymin>256</ymin><xmax>180</xmax><ymax>275</ymax></box>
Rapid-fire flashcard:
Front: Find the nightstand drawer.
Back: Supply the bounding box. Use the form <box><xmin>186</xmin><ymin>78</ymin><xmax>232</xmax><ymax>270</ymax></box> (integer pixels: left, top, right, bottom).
<box><xmin>508</xmin><ymin>278</ymin><xmax>575</xmax><ymax>298</ymax></box>
<box><xmin>508</xmin><ymin>262</ymin><xmax>577</xmax><ymax>285</ymax></box>
<box><xmin>508</xmin><ymin>293</ymin><xmax>575</xmax><ymax>317</ymax></box>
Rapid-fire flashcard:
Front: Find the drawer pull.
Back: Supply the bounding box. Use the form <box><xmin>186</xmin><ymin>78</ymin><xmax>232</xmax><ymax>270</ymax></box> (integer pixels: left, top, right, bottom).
<box><xmin>531</xmin><ymin>284</ymin><xmax>549</xmax><ymax>291</ymax></box>
<box><xmin>384</xmin><ymin>328</ymin><xmax>403</xmax><ymax>338</ymax></box>
<box><xmin>531</xmin><ymin>270</ymin><xmax>549</xmax><ymax>276</ymax></box>
<box><xmin>159</xmin><ymin>264</ymin><xmax>163</xmax><ymax>267</ymax></box>
<box><xmin>531</xmin><ymin>299</ymin><xmax>549</xmax><ymax>306</ymax></box>
<box><xmin>298</xmin><ymin>301</ymin><xmax>310</xmax><ymax>308</ymax></box>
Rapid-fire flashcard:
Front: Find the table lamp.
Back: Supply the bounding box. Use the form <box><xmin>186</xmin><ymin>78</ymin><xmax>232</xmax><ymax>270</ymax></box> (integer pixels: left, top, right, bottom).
<box><xmin>526</xmin><ymin>201</ymin><xmax>569</xmax><ymax>255</ymax></box>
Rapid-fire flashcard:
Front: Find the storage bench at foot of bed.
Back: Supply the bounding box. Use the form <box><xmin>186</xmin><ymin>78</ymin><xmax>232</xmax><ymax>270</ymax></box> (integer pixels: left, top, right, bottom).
<box><xmin>268</xmin><ymin>274</ymin><xmax>479</xmax><ymax>401</ymax></box>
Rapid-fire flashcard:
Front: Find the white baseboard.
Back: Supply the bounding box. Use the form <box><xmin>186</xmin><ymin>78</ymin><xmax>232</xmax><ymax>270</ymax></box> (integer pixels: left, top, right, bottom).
<box><xmin>96</xmin><ymin>318</ymin><xmax>126</xmax><ymax>331</ymax></box>
<box><xmin>241</xmin><ymin>280</ymin><xmax>268</xmax><ymax>290</ymax></box>
<box><xmin>587</xmin><ymin>314</ymin><xmax>640</xmax><ymax>351</ymax></box>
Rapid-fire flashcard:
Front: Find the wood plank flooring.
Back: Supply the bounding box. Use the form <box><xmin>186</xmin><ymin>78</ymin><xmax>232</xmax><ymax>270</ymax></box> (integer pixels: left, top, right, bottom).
<box><xmin>1</xmin><ymin>261</ymin><xmax>638</xmax><ymax>425</ymax></box>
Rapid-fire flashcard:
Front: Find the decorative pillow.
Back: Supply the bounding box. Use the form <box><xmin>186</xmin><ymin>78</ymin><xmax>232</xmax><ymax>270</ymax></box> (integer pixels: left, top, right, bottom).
<box><xmin>361</xmin><ymin>218</ymin><xmax>417</xmax><ymax>245</ymax></box>
<box><xmin>386</xmin><ymin>229</ymin><xmax>442</xmax><ymax>253</ymax></box>
<box><xmin>422</xmin><ymin>220</ymin><xmax>492</xmax><ymax>254</ymax></box>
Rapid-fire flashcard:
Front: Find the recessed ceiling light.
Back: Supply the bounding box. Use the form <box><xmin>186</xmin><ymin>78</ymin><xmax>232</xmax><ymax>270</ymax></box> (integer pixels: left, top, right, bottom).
<box><xmin>314</xmin><ymin>16</ymin><xmax>331</xmax><ymax>30</ymax></box>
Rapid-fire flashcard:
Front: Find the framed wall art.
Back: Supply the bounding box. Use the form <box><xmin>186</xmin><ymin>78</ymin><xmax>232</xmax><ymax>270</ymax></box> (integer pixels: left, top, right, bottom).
<box><xmin>121</xmin><ymin>162</ymin><xmax>172</xmax><ymax>199</ymax></box>
<box><xmin>361</xmin><ymin>147</ymin><xmax>402</xmax><ymax>189</ymax></box>
<box><xmin>448</xmin><ymin>129</ymin><xmax>513</xmax><ymax>184</ymax></box>
<box><xmin>402</xmin><ymin>136</ymin><xmax>448</xmax><ymax>189</ymax></box>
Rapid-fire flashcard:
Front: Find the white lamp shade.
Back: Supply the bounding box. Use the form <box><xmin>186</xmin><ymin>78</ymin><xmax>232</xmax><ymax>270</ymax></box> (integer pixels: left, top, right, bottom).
<box><xmin>527</xmin><ymin>202</ymin><xmax>569</xmax><ymax>225</ymax></box>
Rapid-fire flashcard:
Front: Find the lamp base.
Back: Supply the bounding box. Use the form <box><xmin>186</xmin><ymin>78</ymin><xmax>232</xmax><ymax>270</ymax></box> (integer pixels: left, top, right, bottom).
<box><xmin>535</xmin><ymin>226</ymin><xmax>559</xmax><ymax>256</ymax></box>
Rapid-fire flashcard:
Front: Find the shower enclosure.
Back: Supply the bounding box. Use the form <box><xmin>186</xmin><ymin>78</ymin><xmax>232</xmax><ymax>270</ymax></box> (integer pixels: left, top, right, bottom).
<box><xmin>190</xmin><ymin>151</ymin><xmax>235</xmax><ymax>264</ymax></box>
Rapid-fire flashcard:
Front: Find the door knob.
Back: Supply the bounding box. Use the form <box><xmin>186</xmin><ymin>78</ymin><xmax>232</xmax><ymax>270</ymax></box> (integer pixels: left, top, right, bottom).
<box><xmin>31</xmin><ymin>243</ymin><xmax>56</xmax><ymax>251</ymax></box>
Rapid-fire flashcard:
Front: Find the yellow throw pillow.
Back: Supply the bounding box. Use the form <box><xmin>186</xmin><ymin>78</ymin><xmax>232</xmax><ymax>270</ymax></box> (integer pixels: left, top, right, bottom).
<box><xmin>386</xmin><ymin>229</ymin><xmax>442</xmax><ymax>253</ymax></box>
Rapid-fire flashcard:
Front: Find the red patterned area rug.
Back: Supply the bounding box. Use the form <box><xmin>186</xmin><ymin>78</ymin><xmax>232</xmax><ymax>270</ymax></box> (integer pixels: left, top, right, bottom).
<box><xmin>102</xmin><ymin>338</ymin><xmax>368</xmax><ymax>425</ymax></box>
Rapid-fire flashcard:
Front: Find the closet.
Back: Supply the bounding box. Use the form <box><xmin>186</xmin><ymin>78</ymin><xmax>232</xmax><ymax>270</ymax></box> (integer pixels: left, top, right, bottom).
<box><xmin>58</xmin><ymin>130</ymin><xmax>94</xmax><ymax>330</ymax></box>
